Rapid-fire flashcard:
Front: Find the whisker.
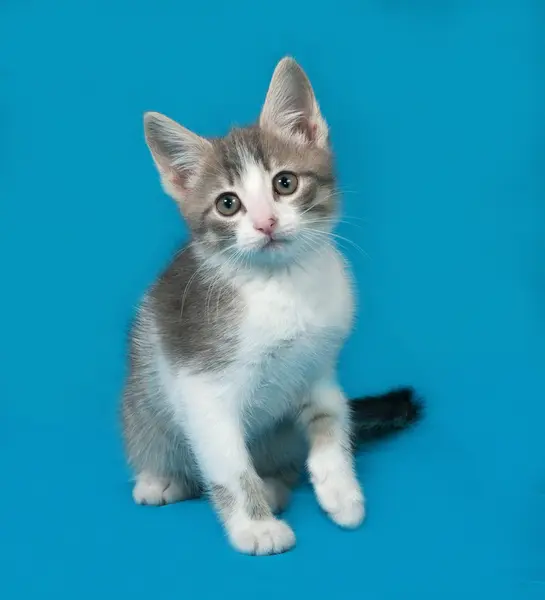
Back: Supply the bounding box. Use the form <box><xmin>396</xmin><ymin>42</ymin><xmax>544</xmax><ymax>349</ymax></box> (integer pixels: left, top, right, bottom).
<box><xmin>302</xmin><ymin>228</ymin><xmax>371</xmax><ymax>261</ymax></box>
<box><xmin>303</xmin><ymin>218</ymin><xmax>368</xmax><ymax>234</ymax></box>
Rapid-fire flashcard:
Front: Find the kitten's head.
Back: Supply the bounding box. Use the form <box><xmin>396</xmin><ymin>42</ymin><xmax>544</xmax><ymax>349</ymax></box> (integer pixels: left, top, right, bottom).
<box><xmin>144</xmin><ymin>57</ymin><xmax>337</xmax><ymax>267</ymax></box>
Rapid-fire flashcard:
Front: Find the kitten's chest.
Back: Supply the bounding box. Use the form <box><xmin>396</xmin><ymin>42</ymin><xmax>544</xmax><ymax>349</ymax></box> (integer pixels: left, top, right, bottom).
<box><xmin>238</xmin><ymin>252</ymin><xmax>354</xmax><ymax>372</ymax></box>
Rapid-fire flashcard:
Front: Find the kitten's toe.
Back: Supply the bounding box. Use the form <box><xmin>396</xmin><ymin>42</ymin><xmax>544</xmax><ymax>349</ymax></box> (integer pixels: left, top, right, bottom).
<box><xmin>330</xmin><ymin>493</ymin><xmax>365</xmax><ymax>528</ymax></box>
<box><xmin>262</xmin><ymin>477</ymin><xmax>291</xmax><ymax>514</ymax></box>
<box><xmin>313</xmin><ymin>474</ymin><xmax>365</xmax><ymax>528</ymax></box>
<box><xmin>228</xmin><ymin>518</ymin><xmax>296</xmax><ymax>555</ymax></box>
<box><xmin>132</xmin><ymin>473</ymin><xmax>189</xmax><ymax>506</ymax></box>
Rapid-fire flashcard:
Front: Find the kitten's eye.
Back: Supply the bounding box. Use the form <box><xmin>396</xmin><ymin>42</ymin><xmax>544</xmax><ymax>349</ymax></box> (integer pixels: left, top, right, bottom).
<box><xmin>215</xmin><ymin>193</ymin><xmax>242</xmax><ymax>217</ymax></box>
<box><xmin>273</xmin><ymin>171</ymin><xmax>298</xmax><ymax>196</ymax></box>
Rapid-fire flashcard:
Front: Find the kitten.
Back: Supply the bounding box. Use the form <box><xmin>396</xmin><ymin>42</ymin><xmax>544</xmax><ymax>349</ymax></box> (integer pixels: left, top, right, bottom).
<box><xmin>122</xmin><ymin>57</ymin><xmax>421</xmax><ymax>555</ymax></box>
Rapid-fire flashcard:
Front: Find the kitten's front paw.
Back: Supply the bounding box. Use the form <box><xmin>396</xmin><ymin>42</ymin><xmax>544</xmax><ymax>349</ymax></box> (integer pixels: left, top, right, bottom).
<box><xmin>228</xmin><ymin>518</ymin><xmax>296</xmax><ymax>555</ymax></box>
<box><xmin>312</xmin><ymin>473</ymin><xmax>365</xmax><ymax>529</ymax></box>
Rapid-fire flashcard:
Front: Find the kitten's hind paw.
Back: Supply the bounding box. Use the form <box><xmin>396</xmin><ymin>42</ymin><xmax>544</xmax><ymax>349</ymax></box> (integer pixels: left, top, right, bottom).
<box><xmin>132</xmin><ymin>472</ymin><xmax>191</xmax><ymax>506</ymax></box>
<box><xmin>262</xmin><ymin>477</ymin><xmax>291</xmax><ymax>514</ymax></box>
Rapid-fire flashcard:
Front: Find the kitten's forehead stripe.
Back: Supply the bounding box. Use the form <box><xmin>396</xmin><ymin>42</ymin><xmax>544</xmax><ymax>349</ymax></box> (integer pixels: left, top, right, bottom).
<box><xmin>213</xmin><ymin>127</ymin><xmax>270</xmax><ymax>183</ymax></box>
<box><xmin>242</xmin><ymin>127</ymin><xmax>270</xmax><ymax>171</ymax></box>
<box><xmin>215</xmin><ymin>139</ymin><xmax>237</xmax><ymax>186</ymax></box>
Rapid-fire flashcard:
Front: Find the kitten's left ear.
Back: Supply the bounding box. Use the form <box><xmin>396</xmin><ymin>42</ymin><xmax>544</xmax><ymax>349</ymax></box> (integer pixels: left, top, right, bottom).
<box><xmin>259</xmin><ymin>57</ymin><xmax>328</xmax><ymax>148</ymax></box>
<box><xmin>144</xmin><ymin>111</ymin><xmax>212</xmax><ymax>204</ymax></box>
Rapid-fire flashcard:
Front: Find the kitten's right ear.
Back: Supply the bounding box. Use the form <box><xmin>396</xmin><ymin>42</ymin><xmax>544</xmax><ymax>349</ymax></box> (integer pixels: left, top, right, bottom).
<box><xmin>144</xmin><ymin>112</ymin><xmax>211</xmax><ymax>203</ymax></box>
<box><xmin>260</xmin><ymin>57</ymin><xmax>328</xmax><ymax>148</ymax></box>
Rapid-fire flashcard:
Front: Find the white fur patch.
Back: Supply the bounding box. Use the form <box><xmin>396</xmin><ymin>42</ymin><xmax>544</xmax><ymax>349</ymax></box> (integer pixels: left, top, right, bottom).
<box><xmin>133</xmin><ymin>472</ymin><xmax>189</xmax><ymax>506</ymax></box>
<box><xmin>230</xmin><ymin>159</ymin><xmax>305</xmax><ymax>253</ymax></box>
<box><xmin>308</xmin><ymin>446</ymin><xmax>365</xmax><ymax>528</ymax></box>
<box><xmin>227</xmin><ymin>515</ymin><xmax>296</xmax><ymax>556</ymax></box>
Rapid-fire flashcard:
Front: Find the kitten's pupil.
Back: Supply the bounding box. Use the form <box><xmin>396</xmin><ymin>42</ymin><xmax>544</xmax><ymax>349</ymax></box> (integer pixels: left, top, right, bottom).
<box><xmin>223</xmin><ymin>196</ymin><xmax>234</xmax><ymax>209</ymax></box>
<box><xmin>279</xmin><ymin>176</ymin><xmax>290</xmax><ymax>188</ymax></box>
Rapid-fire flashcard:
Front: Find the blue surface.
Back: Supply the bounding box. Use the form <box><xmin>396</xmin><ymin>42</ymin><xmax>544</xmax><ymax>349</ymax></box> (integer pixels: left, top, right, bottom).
<box><xmin>1</xmin><ymin>0</ymin><xmax>544</xmax><ymax>598</ymax></box>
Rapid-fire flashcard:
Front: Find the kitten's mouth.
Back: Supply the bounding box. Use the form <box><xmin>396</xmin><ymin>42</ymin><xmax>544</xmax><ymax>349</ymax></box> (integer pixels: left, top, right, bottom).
<box><xmin>262</xmin><ymin>238</ymin><xmax>288</xmax><ymax>251</ymax></box>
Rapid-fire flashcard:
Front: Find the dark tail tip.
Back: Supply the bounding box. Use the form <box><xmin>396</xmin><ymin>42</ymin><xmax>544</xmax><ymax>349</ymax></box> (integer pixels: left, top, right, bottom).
<box><xmin>350</xmin><ymin>387</ymin><xmax>423</xmax><ymax>444</ymax></box>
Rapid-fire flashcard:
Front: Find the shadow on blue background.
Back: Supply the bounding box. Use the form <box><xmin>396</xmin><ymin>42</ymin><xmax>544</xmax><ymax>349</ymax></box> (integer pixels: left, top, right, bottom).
<box><xmin>1</xmin><ymin>1</ymin><xmax>544</xmax><ymax>598</ymax></box>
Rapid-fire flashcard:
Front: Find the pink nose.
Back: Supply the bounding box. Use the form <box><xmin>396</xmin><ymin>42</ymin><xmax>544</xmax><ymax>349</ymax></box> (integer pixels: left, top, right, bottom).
<box><xmin>253</xmin><ymin>217</ymin><xmax>277</xmax><ymax>236</ymax></box>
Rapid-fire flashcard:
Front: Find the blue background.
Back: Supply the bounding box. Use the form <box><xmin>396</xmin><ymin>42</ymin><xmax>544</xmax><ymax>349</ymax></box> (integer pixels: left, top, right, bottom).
<box><xmin>1</xmin><ymin>0</ymin><xmax>544</xmax><ymax>598</ymax></box>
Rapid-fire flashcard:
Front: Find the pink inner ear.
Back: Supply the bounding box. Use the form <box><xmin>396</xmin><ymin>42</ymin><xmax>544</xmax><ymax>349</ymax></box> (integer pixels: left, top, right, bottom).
<box><xmin>168</xmin><ymin>170</ymin><xmax>187</xmax><ymax>191</ymax></box>
<box><xmin>296</xmin><ymin>117</ymin><xmax>317</xmax><ymax>142</ymax></box>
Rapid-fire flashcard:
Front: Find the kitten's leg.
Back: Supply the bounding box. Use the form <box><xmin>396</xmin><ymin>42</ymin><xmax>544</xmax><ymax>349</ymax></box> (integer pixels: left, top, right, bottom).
<box><xmin>301</xmin><ymin>378</ymin><xmax>365</xmax><ymax>528</ymax></box>
<box><xmin>123</xmin><ymin>378</ymin><xmax>201</xmax><ymax>506</ymax></box>
<box><xmin>181</xmin><ymin>382</ymin><xmax>296</xmax><ymax>555</ymax></box>
<box><xmin>252</xmin><ymin>420</ymin><xmax>307</xmax><ymax>514</ymax></box>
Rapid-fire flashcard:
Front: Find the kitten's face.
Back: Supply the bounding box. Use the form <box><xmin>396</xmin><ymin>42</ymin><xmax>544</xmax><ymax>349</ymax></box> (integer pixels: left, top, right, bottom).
<box><xmin>145</xmin><ymin>57</ymin><xmax>336</xmax><ymax>267</ymax></box>
<box><xmin>187</xmin><ymin>127</ymin><xmax>335</xmax><ymax>265</ymax></box>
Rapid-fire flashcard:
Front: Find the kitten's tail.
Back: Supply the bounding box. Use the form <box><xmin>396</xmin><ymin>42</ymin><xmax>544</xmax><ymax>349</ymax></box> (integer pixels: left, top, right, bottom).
<box><xmin>349</xmin><ymin>387</ymin><xmax>423</xmax><ymax>445</ymax></box>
